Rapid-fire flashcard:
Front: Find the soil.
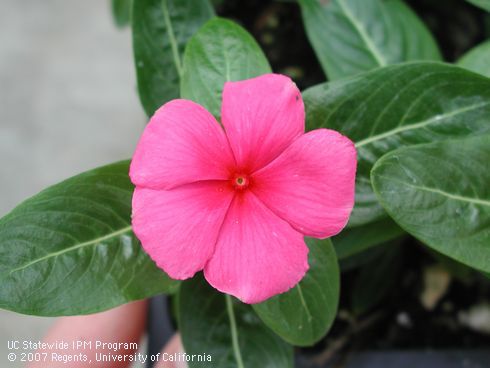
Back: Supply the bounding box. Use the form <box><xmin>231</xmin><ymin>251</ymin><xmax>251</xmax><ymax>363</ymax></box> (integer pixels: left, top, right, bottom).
<box><xmin>307</xmin><ymin>241</ymin><xmax>490</xmax><ymax>366</ymax></box>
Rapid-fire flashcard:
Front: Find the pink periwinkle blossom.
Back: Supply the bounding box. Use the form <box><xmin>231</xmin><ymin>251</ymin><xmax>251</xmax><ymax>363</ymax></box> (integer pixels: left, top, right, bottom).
<box><xmin>129</xmin><ymin>74</ymin><xmax>356</xmax><ymax>304</ymax></box>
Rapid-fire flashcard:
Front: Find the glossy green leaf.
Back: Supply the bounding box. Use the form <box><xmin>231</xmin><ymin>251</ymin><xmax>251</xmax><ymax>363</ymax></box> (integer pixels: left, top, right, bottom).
<box><xmin>0</xmin><ymin>161</ymin><xmax>178</xmax><ymax>316</ymax></box>
<box><xmin>303</xmin><ymin>62</ymin><xmax>490</xmax><ymax>226</ymax></box>
<box><xmin>466</xmin><ymin>0</ymin><xmax>490</xmax><ymax>11</ymax></box>
<box><xmin>458</xmin><ymin>40</ymin><xmax>490</xmax><ymax>78</ymax></box>
<box><xmin>333</xmin><ymin>217</ymin><xmax>405</xmax><ymax>260</ymax></box>
<box><xmin>299</xmin><ymin>0</ymin><xmax>441</xmax><ymax>80</ymax></box>
<box><xmin>253</xmin><ymin>238</ymin><xmax>339</xmax><ymax>347</ymax></box>
<box><xmin>179</xmin><ymin>275</ymin><xmax>293</xmax><ymax>368</ymax></box>
<box><xmin>132</xmin><ymin>0</ymin><xmax>214</xmax><ymax>116</ymax></box>
<box><xmin>351</xmin><ymin>242</ymin><xmax>402</xmax><ymax>315</ymax></box>
<box><xmin>181</xmin><ymin>17</ymin><xmax>271</xmax><ymax>118</ymax></box>
<box><xmin>111</xmin><ymin>0</ymin><xmax>132</xmax><ymax>28</ymax></box>
<box><xmin>371</xmin><ymin>135</ymin><xmax>490</xmax><ymax>273</ymax></box>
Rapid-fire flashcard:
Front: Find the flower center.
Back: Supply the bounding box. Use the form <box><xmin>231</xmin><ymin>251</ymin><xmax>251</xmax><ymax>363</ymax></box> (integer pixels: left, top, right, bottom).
<box><xmin>232</xmin><ymin>174</ymin><xmax>250</xmax><ymax>190</ymax></box>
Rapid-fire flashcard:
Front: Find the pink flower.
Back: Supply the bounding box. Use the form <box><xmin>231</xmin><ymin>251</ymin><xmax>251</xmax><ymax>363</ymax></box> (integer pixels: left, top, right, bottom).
<box><xmin>129</xmin><ymin>74</ymin><xmax>356</xmax><ymax>304</ymax></box>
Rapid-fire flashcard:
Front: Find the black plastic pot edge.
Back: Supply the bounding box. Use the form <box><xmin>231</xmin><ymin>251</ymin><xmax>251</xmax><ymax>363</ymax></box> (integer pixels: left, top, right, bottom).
<box><xmin>297</xmin><ymin>350</ymin><xmax>490</xmax><ymax>368</ymax></box>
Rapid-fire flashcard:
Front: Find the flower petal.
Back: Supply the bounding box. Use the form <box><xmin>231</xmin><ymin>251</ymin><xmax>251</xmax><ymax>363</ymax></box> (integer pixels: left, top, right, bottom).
<box><xmin>251</xmin><ymin>129</ymin><xmax>357</xmax><ymax>238</ymax></box>
<box><xmin>132</xmin><ymin>181</ymin><xmax>234</xmax><ymax>280</ymax></box>
<box><xmin>130</xmin><ymin>99</ymin><xmax>235</xmax><ymax>190</ymax></box>
<box><xmin>204</xmin><ymin>192</ymin><xmax>309</xmax><ymax>304</ymax></box>
<box><xmin>221</xmin><ymin>74</ymin><xmax>304</xmax><ymax>172</ymax></box>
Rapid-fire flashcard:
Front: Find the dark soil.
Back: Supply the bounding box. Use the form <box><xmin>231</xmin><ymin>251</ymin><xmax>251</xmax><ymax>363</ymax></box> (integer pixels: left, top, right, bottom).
<box><xmin>305</xmin><ymin>240</ymin><xmax>490</xmax><ymax>366</ymax></box>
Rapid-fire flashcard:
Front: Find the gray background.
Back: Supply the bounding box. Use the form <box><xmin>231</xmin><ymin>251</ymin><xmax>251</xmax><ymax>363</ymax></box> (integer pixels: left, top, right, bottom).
<box><xmin>0</xmin><ymin>0</ymin><xmax>146</xmax><ymax>366</ymax></box>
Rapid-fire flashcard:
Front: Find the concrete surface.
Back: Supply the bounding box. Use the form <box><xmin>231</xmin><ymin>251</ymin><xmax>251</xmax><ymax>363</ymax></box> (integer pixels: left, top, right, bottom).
<box><xmin>0</xmin><ymin>0</ymin><xmax>146</xmax><ymax>366</ymax></box>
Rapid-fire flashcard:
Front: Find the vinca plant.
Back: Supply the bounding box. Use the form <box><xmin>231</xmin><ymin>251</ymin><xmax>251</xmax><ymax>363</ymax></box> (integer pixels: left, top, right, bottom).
<box><xmin>2</xmin><ymin>0</ymin><xmax>490</xmax><ymax>366</ymax></box>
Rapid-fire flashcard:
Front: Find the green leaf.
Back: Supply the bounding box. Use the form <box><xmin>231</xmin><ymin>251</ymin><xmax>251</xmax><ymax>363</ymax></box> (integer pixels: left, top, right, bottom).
<box><xmin>303</xmin><ymin>62</ymin><xmax>490</xmax><ymax>226</ymax></box>
<box><xmin>351</xmin><ymin>242</ymin><xmax>402</xmax><ymax>315</ymax></box>
<box><xmin>111</xmin><ymin>0</ymin><xmax>132</xmax><ymax>28</ymax></box>
<box><xmin>253</xmin><ymin>238</ymin><xmax>339</xmax><ymax>347</ymax></box>
<box><xmin>299</xmin><ymin>0</ymin><xmax>441</xmax><ymax>80</ymax></box>
<box><xmin>466</xmin><ymin>0</ymin><xmax>490</xmax><ymax>11</ymax></box>
<box><xmin>371</xmin><ymin>135</ymin><xmax>490</xmax><ymax>273</ymax></box>
<box><xmin>333</xmin><ymin>217</ymin><xmax>405</xmax><ymax>260</ymax></box>
<box><xmin>179</xmin><ymin>275</ymin><xmax>293</xmax><ymax>368</ymax></box>
<box><xmin>181</xmin><ymin>17</ymin><xmax>271</xmax><ymax>118</ymax></box>
<box><xmin>0</xmin><ymin>161</ymin><xmax>178</xmax><ymax>316</ymax></box>
<box><xmin>132</xmin><ymin>0</ymin><xmax>214</xmax><ymax>116</ymax></box>
<box><xmin>458</xmin><ymin>40</ymin><xmax>490</xmax><ymax>78</ymax></box>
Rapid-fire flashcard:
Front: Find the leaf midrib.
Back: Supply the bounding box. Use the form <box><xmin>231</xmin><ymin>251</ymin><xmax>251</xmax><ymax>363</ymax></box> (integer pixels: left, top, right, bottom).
<box><xmin>355</xmin><ymin>101</ymin><xmax>490</xmax><ymax>148</ymax></box>
<box><xmin>161</xmin><ymin>0</ymin><xmax>183</xmax><ymax>77</ymax></box>
<box><xmin>7</xmin><ymin>225</ymin><xmax>133</xmax><ymax>276</ymax></box>
<box><xmin>296</xmin><ymin>284</ymin><xmax>313</xmax><ymax>322</ymax></box>
<box><xmin>336</xmin><ymin>0</ymin><xmax>387</xmax><ymax>67</ymax></box>
<box><xmin>378</xmin><ymin>175</ymin><xmax>490</xmax><ymax>207</ymax></box>
<box><xmin>225</xmin><ymin>295</ymin><xmax>245</xmax><ymax>368</ymax></box>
